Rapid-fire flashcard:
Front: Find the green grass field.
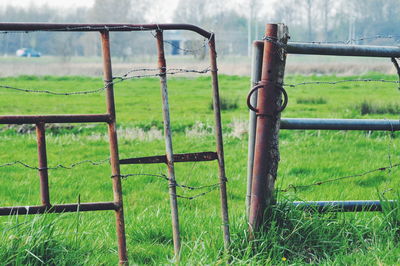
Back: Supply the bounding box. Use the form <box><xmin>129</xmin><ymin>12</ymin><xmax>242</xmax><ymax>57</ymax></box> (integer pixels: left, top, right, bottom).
<box><xmin>0</xmin><ymin>73</ymin><xmax>399</xmax><ymax>265</ymax></box>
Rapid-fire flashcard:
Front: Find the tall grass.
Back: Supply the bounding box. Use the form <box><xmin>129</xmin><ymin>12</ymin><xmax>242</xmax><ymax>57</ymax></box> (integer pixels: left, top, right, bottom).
<box><xmin>230</xmin><ymin>197</ymin><xmax>400</xmax><ymax>264</ymax></box>
<box><xmin>0</xmin><ymin>214</ymin><xmax>105</xmax><ymax>265</ymax></box>
<box><xmin>360</xmin><ymin>100</ymin><xmax>400</xmax><ymax>115</ymax></box>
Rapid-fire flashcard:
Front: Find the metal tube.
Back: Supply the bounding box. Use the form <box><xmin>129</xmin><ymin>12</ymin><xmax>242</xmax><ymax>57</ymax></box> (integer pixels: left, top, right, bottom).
<box><xmin>156</xmin><ymin>30</ymin><xmax>181</xmax><ymax>260</ymax></box>
<box><xmin>287</xmin><ymin>42</ymin><xmax>400</xmax><ymax>57</ymax></box>
<box><xmin>246</xmin><ymin>41</ymin><xmax>264</xmax><ymax>217</ymax></box>
<box><xmin>36</xmin><ymin>123</ymin><xmax>50</xmax><ymax>207</ymax></box>
<box><xmin>0</xmin><ymin>114</ymin><xmax>111</xmax><ymax>124</ymax></box>
<box><xmin>100</xmin><ymin>30</ymin><xmax>128</xmax><ymax>265</ymax></box>
<box><xmin>291</xmin><ymin>200</ymin><xmax>397</xmax><ymax>212</ymax></box>
<box><xmin>249</xmin><ymin>24</ymin><xmax>282</xmax><ymax>233</ymax></box>
<box><xmin>0</xmin><ymin>23</ymin><xmax>213</xmax><ymax>39</ymax></box>
<box><xmin>255</xmin><ymin>40</ymin><xmax>400</xmax><ymax>57</ymax></box>
<box><xmin>0</xmin><ymin>202</ymin><xmax>118</xmax><ymax>216</ymax></box>
<box><xmin>120</xmin><ymin>151</ymin><xmax>218</xmax><ymax>165</ymax></box>
<box><xmin>209</xmin><ymin>36</ymin><xmax>231</xmax><ymax>252</ymax></box>
<box><xmin>280</xmin><ymin>118</ymin><xmax>400</xmax><ymax>131</ymax></box>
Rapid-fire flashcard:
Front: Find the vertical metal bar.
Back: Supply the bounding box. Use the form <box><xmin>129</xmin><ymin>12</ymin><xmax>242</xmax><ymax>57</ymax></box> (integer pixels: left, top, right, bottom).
<box><xmin>155</xmin><ymin>30</ymin><xmax>181</xmax><ymax>259</ymax></box>
<box><xmin>100</xmin><ymin>30</ymin><xmax>128</xmax><ymax>265</ymax></box>
<box><xmin>36</xmin><ymin>122</ymin><xmax>50</xmax><ymax>207</ymax></box>
<box><xmin>209</xmin><ymin>35</ymin><xmax>231</xmax><ymax>251</ymax></box>
<box><xmin>246</xmin><ymin>41</ymin><xmax>264</xmax><ymax>217</ymax></box>
<box><xmin>249</xmin><ymin>24</ymin><xmax>287</xmax><ymax>233</ymax></box>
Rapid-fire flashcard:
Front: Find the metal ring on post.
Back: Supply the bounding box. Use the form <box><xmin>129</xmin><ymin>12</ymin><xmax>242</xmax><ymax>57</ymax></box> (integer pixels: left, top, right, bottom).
<box><xmin>246</xmin><ymin>84</ymin><xmax>288</xmax><ymax>114</ymax></box>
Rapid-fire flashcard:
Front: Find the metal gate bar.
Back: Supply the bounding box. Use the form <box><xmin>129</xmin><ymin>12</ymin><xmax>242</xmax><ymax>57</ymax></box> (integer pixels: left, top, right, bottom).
<box><xmin>255</xmin><ymin>40</ymin><xmax>400</xmax><ymax>57</ymax></box>
<box><xmin>36</xmin><ymin>123</ymin><xmax>50</xmax><ymax>207</ymax></box>
<box><xmin>120</xmin><ymin>152</ymin><xmax>218</xmax><ymax>164</ymax></box>
<box><xmin>0</xmin><ymin>29</ymin><xmax>128</xmax><ymax>264</ymax></box>
<box><xmin>0</xmin><ymin>23</ymin><xmax>230</xmax><ymax>263</ymax></box>
<box><xmin>0</xmin><ymin>114</ymin><xmax>111</xmax><ymax>124</ymax></box>
<box><xmin>0</xmin><ymin>202</ymin><xmax>118</xmax><ymax>215</ymax></box>
<box><xmin>209</xmin><ymin>33</ymin><xmax>231</xmax><ymax>252</ymax></box>
<box><xmin>280</xmin><ymin>118</ymin><xmax>400</xmax><ymax>131</ymax></box>
<box><xmin>155</xmin><ymin>30</ymin><xmax>181</xmax><ymax>258</ymax></box>
<box><xmin>292</xmin><ymin>200</ymin><xmax>397</xmax><ymax>212</ymax></box>
<box><xmin>101</xmin><ymin>30</ymin><xmax>128</xmax><ymax>264</ymax></box>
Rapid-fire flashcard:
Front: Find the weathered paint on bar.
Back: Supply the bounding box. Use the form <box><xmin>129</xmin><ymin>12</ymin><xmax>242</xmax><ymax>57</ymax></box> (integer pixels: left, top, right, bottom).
<box><xmin>281</xmin><ymin>118</ymin><xmax>400</xmax><ymax>131</ymax></box>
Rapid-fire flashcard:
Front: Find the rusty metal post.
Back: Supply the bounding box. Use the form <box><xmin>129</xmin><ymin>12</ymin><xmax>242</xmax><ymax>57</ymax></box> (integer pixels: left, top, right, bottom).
<box><xmin>36</xmin><ymin>123</ymin><xmax>50</xmax><ymax>207</ymax></box>
<box><xmin>155</xmin><ymin>30</ymin><xmax>181</xmax><ymax>259</ymax></box>
<box><xmin>100</xmin><ymin>30</ymin><xmax>128</xmax><ymax>265</ymax></box>
<box><xmin>248</xmin><ymin>24</ymin><xmax>289</xmax><ymax>233</ymax></box>
<box><xmin>246</xmin><ymin>41</ymin><xmax>264</xmax><ymax>217</ymax></box>
<box><xmin>208</xmin><ymin>35</ymin><xmax>231</xmax><ymax>251</ymax></box>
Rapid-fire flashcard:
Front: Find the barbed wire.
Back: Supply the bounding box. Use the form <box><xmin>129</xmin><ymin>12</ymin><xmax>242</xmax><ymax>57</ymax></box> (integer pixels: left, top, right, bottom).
<box><xmin>115</xmin><ymin>172</ymin><xmax>221</xmax><ymax>191</ymax></box>
<box><xmin>0</xmin><ymin>67</ymin><xmax>210</xmax><ymax>95</ymax></box>
<box><xmin>0</xmin><ymin>158</ymin><xmax>110</xmax><ymax>170</ymax></box>
<box><xmin>112</xmin><ymin>173</ymin><xmax>221</xmax><ymax>200</ymax></box>
<box><xmin>279</xmin><ymin>162</ymin><xmax>400</xmax><ymax>193</ymax></box>
<box><xmin>174</xmin><ymin>185</ymin><xmax>220</xmax><ymax>200</ymax></box>
<box><xmin>0</xmin><ymin>84</ymin><xmax>109</xmax><ymax>95</ymax></box>
<box><xmin>0</xmin><ymin>158</ymin><xmax>221</xmax><ymax>200</ymax></box>
<box><xmin>113</xmin><ymin>67</ymin><xmax>210</xmax><ymax>81</ymax></box>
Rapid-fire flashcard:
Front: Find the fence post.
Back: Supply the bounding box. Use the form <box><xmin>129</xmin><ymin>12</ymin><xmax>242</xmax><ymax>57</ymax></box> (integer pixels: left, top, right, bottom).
<box><xmin>248</xmin><ymin>24</ymin><xmax>289</xmax><ymax>233</ymax></box>
<box><xmin>246</xmin><ymin>41</ymin><xmax>264</xmax><ymax>218</ymax></box>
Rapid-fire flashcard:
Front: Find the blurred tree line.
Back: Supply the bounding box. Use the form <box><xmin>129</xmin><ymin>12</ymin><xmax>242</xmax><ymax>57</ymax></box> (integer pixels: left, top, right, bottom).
<box><xmin>0</xmin><ymin>0</ymin><xmax>399</xmax><ymax>59</ymax></box>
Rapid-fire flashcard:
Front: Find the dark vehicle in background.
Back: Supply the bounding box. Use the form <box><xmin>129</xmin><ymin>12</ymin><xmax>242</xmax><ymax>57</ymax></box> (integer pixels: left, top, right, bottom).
<box><xmin>16</xmin><ymin>48</ymin><xmax>41</xmax><ymax>57</ymax></box>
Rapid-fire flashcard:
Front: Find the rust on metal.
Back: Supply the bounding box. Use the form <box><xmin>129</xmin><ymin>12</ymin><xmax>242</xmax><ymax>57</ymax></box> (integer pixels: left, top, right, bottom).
<box><xmin>246</xmin><ymin>41</ymin><xmax>264</xmax><ymax>217</ymax></box>
<box><xmin>255</xmin><ymin>40</ymin><xmax>400</xmax><ymax>58</ymax></box>
<box><xmin>0</xmin><ymin>202</ymin><xmax>118</xmax><ymax>216</ymax></box>
<box><xmin>0</xmin><ymin>114</ymin><xmax>111</xmax><ymax>124</ymax></box>
<box><xmin>120</xmin><ymin>151</ymin><xmax>218</xmax><ymax>165</ymax></box>
<box><xmin>249</xmin><ymin>24</ymin><xmax>285</xmax><ymax>232</ymax></box>
<box><xmin>0</xmin><ymin>23</ymin><xmax>213</xmax><ymax>39</ymax></box>
<box><xmin>36</xmin><ymin>123</ymin><xmax>50</xmax><ymax>207</ymax></box>
<box><xmin>0</xmin><ymin>22</ymin><xmax>231</xmax><ymax>263</ymax></box>
<box><xmin>156</xmin><ymin>29</ymin><xmax>181</xmax><ymax>260</ymax></box>
<box><xmin>100</xmin><ymin>30</ymin><xmax>128</xmax><ymax>265</ymax></box>
<box><xmin>208</xmin><ymin>35</ymin><xmax>231</xmax><ymax>252</ymax></box>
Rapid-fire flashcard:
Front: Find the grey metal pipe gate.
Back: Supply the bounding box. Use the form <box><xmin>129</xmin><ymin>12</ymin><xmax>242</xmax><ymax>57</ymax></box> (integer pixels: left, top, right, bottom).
<box><xmin>247</xmin><ymin>23</ymin><xmax>399</xmax><ymax>228</ymax></box>
<box><xmin>0</xmin><ymin>23</ymin><xmax>230</xmax><ymax>264</ymax></box>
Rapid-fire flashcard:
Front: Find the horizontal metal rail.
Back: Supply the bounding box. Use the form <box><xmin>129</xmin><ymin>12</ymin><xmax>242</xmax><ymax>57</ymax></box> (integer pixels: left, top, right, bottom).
<box><xmin>287</xmin><ymin>42</ymin><xmax>400</xmax><ymax>57</ymax></box>
<box><xmin>0</xmin><ymin>114</ymin><xmax>111</xmax><ymax>124</ymax></box>
<box><xmin>120</xmin><ymin>151</ymin><xmax>218</xmax><ymax>165</ymax></box>
<box><xmin>255</xmin><ymin>40</ymin><xmax>400</xmax><ymax>57</ymax></box>
<box><xmin>290</xmin><ymin>200</ymin><xmax>397</xmax><ymax>212</ymax></box>
<box><xmin>0</xmin><ymin>23</ymin><xmax>213</xmax><ymax>39</ymax></box>
<box><xmin>280</xmin><ymin>118</ymin><xmax>400</xmax><ymax>131</ymax></box>
<box><xmin>0</xmin><ymin>202</ymin><xmax>118</xmax><ymax>215</ymax></box>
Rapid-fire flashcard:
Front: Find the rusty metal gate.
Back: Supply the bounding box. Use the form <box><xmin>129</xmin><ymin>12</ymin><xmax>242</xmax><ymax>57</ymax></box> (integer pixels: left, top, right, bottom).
<box><xmin>0</xmin><ymin>23</ymin><xmax>230</xmax><ymax>264</ymax></box>
<box><xmin>247</xmin><ymin>23</ymin><xmax>400</xmax><ymax>231</ymax></box>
